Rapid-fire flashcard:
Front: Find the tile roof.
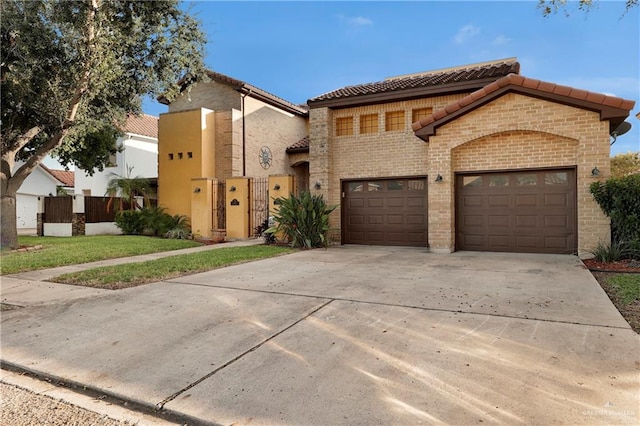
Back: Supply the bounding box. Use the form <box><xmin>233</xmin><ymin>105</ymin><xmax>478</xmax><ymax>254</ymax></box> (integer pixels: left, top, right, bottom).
<box><xmin>41</xmin><ymin>164</ymin><xmax>74</xmax><ymax>187</ymax></box>
<box><xmin>286</xmin><ymin>136</ymin><xmax>309</xmax><ymax>153</ymax></box>
<box><xmin>308</xmin><ymin>58</ymin><xmax>520</xmax><ymax>107</ymax></box>
<box><xmin>413</xmin><ymin>73</ymin><xmax>636</xmax><ymax>141</ymax></box>
<box><xmin>122</xmin><ymin>114</ymin><xmax>158</xmax><ymax>139</ymax></box>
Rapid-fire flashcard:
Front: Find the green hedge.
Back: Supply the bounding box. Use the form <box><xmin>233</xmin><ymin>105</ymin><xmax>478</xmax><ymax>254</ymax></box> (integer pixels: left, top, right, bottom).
<box><xmin>590</xmin><ymin>174</ymin><xmax>640</xmax><ymax>245</ymax></box>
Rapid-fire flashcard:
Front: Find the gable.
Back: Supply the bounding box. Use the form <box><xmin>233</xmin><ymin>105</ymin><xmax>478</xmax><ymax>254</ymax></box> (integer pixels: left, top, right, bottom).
<box><xmin>413</xmin><ymin>74</ymin><xmax>635</xmax><ymax>142</ymax></box>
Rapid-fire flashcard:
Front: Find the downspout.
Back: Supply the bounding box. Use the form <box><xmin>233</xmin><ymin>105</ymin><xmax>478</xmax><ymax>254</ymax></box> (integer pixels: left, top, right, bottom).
<box><xmin>240</xmin><ymin>89</ymin><xmax>252</xmax><ymax>177</ymax></box>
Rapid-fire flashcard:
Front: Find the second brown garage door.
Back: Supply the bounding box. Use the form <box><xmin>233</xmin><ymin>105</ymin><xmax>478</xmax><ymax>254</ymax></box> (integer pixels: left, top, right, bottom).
<box><xmin>456</xmin><ymin>168</ymin><xmax>577</xmax><ymax>254</ymax></box>
<box><xmin>343</xmin><ymin>178</ymin><xmax>427</xmax><ymax>247</ymax></box>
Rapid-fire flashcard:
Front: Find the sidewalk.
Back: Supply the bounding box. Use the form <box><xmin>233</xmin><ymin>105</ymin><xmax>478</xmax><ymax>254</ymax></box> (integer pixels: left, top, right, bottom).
<box><xmin>1</xmin><ymin>238</ymin><xmax>263</xmax><ymax>307</ymax></box>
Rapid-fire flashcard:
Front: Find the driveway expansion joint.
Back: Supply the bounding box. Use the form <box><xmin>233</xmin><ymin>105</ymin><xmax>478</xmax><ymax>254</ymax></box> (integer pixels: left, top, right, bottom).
<box><xmin>164</xmin><ymin>281</ymin><xmax>632</xmax><ymax>331</ymax></box>
<box><xmin>154</xmin><ymin>298</ymin><xmax>335</xmax><ymax>410</ymax></box>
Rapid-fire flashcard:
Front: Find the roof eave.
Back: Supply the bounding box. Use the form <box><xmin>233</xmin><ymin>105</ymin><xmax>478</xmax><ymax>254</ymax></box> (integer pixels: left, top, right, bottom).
<box><xmin>308</xmin><ymin>78</ymin><xmax>501</xmax><ymax>109</ymax></box>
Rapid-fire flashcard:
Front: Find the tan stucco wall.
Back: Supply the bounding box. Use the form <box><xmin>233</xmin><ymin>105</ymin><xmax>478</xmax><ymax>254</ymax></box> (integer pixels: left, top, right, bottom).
<box><xmin>158</xmin><ymin>108</ymin><xmax>215</xmax><ymax>218</ymax></box>
<box><xmin>427</xmin><ymin>93</ymin><xmax>610</xmax><ymax>255</ymax></box>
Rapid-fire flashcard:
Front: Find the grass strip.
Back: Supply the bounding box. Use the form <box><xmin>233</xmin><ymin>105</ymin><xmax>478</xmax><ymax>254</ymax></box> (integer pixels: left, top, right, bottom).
<box><xmin>51</xmin><ymin>245</ymin><xmax>294</xmax><ymax>289</ymax></box>
<box><xmin>1</xmin><ymin>236</ymin><xmax>201</xmax><ymax>275</ymax></box>
<box><xmin>606</xmin><ymin>274</ymin><xmax>640</xmax><ymax>305</ymax></box>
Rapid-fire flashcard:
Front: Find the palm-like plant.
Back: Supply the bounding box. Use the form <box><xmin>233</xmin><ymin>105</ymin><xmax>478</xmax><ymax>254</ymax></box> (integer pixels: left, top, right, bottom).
<box><xmin>105</xmin><ymin>165</ymin><xmax>153</xmax><ymax>211</ymax></box>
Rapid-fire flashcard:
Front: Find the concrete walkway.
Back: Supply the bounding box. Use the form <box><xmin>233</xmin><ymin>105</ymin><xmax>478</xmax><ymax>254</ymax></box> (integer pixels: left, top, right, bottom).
<box><xmin>1</xmin><ymin>245</ymin><xmax>639</xmax><ymax>425</ymax></box>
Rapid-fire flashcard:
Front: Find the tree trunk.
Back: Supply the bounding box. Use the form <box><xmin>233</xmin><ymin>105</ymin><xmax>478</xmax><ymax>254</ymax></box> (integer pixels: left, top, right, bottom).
<box><xmin>1</xmin><ymin>192</ymin><xmax>18</xmax><ymax>249</ymax></box>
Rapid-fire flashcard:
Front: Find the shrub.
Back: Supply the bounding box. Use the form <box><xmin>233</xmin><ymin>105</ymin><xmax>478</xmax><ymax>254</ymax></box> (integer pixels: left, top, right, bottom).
<box><xmin>590</xmin><ymin>174</ymin><xmax>640</xmax><ymax>244</ymax></box>
<box><xmin>267</xmin><ymin>192</ymin><xmax>337</xmax><ymax>249</ymax></box>
<box><xmin>115</xmin><ymin>210</ymin><xmax>144</xmax><ymax>235</ymax></box>
<box><xmin>140</xmin><ymin>206</ymin><xmax>174</xmax><ymax>237</ymax></box>
<box><xmin>591</xmin><ymin>241</ymin><xmax>625</xmax><ymax>263</ymax></box>
<box><xmin>165</xmin><ymin>215</ymin><xmax>192</xmax><ymax>239</ymax></box>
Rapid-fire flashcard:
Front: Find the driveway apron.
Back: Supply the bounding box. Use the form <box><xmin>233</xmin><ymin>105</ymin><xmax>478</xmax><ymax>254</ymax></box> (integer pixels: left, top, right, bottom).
<box><xmin>1</xmin><ymin>246</ymin><xmax>638</xmax><ymax>425</ymax></box>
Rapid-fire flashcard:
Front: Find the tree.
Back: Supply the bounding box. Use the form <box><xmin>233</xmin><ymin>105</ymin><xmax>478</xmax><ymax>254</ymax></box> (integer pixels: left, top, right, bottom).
<box><xmin>538</xmin><ymin>0</ymin><xmax>637</xmax><ymax>16</ymax></box>
<box><xmin>1</xmin><ymin>0</ymin><xmax>205</xmax><ymax>249</ymax></box>
<box><xmin>105</xmin><ymin>165</ymin><xmax>153</xmax><ymax>212</ymax></box>
<box><xmin>611</xmin><ymin>152</ymin><xmax>640</xmax><ymax>178</ymax></box>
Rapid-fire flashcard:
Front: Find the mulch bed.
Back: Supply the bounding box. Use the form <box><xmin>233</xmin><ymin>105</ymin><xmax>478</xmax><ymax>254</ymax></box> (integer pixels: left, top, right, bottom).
<box><xmin>582</xmin><ymin>258</ymin><xmax>640</xmax><ymax>273</ymax></box>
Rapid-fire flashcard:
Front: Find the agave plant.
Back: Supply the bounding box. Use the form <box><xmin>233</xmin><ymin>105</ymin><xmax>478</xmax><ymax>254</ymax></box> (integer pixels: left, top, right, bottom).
<box><xmin>267</xmin><ymin>191</ymin><xmax>337</xmax><ymax>249</ymax></box>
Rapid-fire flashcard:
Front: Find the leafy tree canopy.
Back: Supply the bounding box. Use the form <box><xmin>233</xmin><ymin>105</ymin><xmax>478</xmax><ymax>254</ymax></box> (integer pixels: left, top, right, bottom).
<box><xmin>0</xmin><ymin>0</ymin><xmax>206</xmax><ymax>248</ymax></box>
<box><xmin>538</xmin><ymin>0</ymin><xmax>638</xmax><ymax>16</ymax></box>
<box><xmin>611</xmin><ymin>152</ymin><xmax>640</xmax><ymax>178</ymax></box>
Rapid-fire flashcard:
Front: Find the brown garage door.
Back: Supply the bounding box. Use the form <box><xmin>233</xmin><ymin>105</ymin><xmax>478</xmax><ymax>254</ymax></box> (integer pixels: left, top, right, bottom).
<box><xmin>343</xmin><ymin>178</ymin><xmax>427</xmax><ymax>247</ymax></box>
<box><xmin>456</xmin><ymin>169</ymin><xmax>576</xmax><ymax>254</ymax></box>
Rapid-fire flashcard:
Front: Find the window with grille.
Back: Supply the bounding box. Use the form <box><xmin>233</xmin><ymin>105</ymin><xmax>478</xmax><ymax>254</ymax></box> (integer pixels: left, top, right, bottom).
<box><xmin>336</xmin><ymin>117</ymin><xmax>354</xmax><ymax>136</ymax></box>
<box><xmin>360</xmin><ymin>113</ymin><xmax>378</xmax><ymax>134</ymax></box>
<box><xmin>412</xmin><ymin>107</ymin><xmax>433</xmax><ymax>123</ymax></box>
<box><xmin>385</xmin><ymin>111</ymin><xmax>405</xmax><ymax>131</ymax></box>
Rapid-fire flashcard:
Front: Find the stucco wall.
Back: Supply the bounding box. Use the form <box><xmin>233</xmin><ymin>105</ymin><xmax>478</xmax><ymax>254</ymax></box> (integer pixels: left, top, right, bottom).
<box><xmin>74</xmin><ymin>134</ymin><xmax>157</xmax><ymax>197</ymax></box>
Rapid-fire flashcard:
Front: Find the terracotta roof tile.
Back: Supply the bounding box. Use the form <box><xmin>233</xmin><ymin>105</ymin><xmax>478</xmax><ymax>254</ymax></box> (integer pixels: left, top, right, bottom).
<box><xmin>413</xmin><ymin>74</ymin><xmax>636</xmax><ymax>136</ymax></box>
<box><xmin>286</xmin><ymin>136</ymin><xmax>309</xmax><ymax>153</ymax></box>
<box><xmin>309</xmin><ymin>58</ymin><xmax>520</xmax><ymax>103</ymax></box>
<box><xmin>41</xmin><ymin>165</ymin><xmax>74</xmax><ymax>187</ymax></box>
<box><xmin>122</xmin><ymin>114</ymin><xmax>158</xmax><ymax>139</ymax></box>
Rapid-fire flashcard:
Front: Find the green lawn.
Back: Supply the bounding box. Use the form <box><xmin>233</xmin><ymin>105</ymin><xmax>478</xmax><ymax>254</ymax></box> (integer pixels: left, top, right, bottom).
<box><xmin>606</xmin><ymin>274</ymin><xmax>640</xmax><ymax>305</ymax></box>
<box><xmin>52</xmin><ymin>245</ymin><xmax>293</xmax><ymax>289</ymax></box>
<box><xmin>1</xmin><ymin>235</ymin><xmax>201</xmax><ymax>275</ymax></box>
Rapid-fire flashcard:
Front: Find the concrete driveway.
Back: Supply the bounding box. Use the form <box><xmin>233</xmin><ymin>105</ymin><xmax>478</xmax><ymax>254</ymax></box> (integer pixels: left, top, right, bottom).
<box><xmin>1</xmin><ymin>246</ymin><xmax>639</xmax><ymax>425</ymax></box>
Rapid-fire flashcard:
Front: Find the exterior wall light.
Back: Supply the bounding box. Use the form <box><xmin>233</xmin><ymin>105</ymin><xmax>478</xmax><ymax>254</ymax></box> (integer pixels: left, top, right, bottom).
<box><xmin>591</xmin><ymin>167</ymin><xmax>600</xmax><ymax>177</ymax></box>
<box><xmin>435</xmin><ymin>174</ymin><xmax>443</xmax><ymax>183</ymax></box>
<box><xmin>229</xmin><ymin>186</ymin><xmax>237</xmax><ymax>192</ymax></box>
<box><xmin>193</xmin><ymin>187</ymin><xmax>201</xmax><ymax>193</ymax></box>
<box><xmin>314</xmin><ymin>181</ymin><xmax>322</xmax><ymax>189</ymax></box>
<box><xmin>273</xmin><ymin>184</ymin><xmax>281</xmax><ymax>190</ymax></box>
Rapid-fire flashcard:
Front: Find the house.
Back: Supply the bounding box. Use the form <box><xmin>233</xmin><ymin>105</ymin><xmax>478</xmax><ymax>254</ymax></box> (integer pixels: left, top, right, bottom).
<box><xmin>74</xmin><ymin>114</ymin><xmax>159</xmax><ymax>200</ymax></box>
<box><xmin>157</xmin><ymin>71</ymin><xmax>308</xmax><ymax>236</ymax></box>
<box><xmin>16</xmin><ymin>164</ymin><xmax>74</xmax><ymax>230</ymax></box>
<box><xmin>159</xmin><ymin>58</ymin><xmax>635</xmax><ymax>256</ymax></box>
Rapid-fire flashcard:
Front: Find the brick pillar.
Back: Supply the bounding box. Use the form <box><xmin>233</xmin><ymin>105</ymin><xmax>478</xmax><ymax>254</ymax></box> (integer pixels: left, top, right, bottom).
<box><xmin>309</xmin><ymin>107</ymin><xmax>338</xmax><ymax>241</ymax></box>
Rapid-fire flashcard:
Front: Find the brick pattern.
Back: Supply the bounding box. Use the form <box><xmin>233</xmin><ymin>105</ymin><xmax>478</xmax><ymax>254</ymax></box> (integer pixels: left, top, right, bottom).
<box><xmin>428</xmin><ymin>93</ymin><xmax>610</xmax><ymax>255</ymax></box>
<box><xmin>310</xmin><ymin>96</ymin><xmax>466</xmax><ymax>240</ymax></box>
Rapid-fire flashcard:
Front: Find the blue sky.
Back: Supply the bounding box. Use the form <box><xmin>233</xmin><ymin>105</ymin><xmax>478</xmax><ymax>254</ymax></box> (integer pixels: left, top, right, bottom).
<box><xmin>143</xmin><ymin>1</ymin><xmax>639</xmax><ymax>155</ymax></box>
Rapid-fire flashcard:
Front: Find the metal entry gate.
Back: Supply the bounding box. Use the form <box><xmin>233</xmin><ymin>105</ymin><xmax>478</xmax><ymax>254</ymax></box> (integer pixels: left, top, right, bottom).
<box><xmin>251</xmin><ymin>177</ymin><xmax>269</xmax><ymax>235</ymax></box>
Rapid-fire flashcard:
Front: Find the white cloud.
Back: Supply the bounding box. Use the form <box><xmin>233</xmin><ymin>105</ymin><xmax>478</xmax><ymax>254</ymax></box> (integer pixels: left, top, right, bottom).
<box><xmin>454</xmin><ymin>24</ymin><xmax>480</xmax><ymax>44</ymax></box>
<box><xmin>338</xmin><ymin>14</ymin><xmax>373</xmax><ymax>27</ymax></box>
<box><xmin>492</xmin><ymin>35</ymin><xmax>511</xmax><ymax>45</ymax></box>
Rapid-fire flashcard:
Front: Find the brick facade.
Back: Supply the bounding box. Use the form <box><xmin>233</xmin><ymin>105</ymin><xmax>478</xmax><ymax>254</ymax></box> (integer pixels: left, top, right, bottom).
<box><xmin>427</xmin><ymin>93</ymin><xmax>610</xmax><ymax>255</ymax></box>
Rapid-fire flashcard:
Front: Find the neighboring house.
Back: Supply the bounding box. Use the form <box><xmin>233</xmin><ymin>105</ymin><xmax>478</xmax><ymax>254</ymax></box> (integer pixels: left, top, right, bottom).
<box><xmin>74</xmin><ymin>114</ymin><xmax>159</xmax><ymax>199</ymax></box>
<box><xmin>16</xmin><ymin>164</ymin><xmax>74</xmax><ymax>230</ymax></box>
<box><xmin>159</xmin><ymin>58</ymin><xmax>635</xmax><ymax>256</ymax></box>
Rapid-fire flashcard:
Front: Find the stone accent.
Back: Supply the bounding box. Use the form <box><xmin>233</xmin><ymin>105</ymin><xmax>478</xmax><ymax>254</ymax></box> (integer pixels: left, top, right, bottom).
<box><xmin>71</xmin><ymin>213</ymin><xmax>86</xmax><ymax>236</ymax></box>
<box><xmin>36</xmin><ymin>213</ymin><xmax>44</xmax><ymax>237</ymax></box>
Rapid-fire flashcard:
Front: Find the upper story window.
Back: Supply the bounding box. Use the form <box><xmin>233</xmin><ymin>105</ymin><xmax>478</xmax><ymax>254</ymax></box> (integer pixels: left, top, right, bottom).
<box><xmin>385</xmin><ymin>111</ymin><xmax>405</xmax><ymax>131</ymax></box>
<box><xmin>412</xmin><ymin>107</ymin><xmax>433</xmax><ymax>123</ymax></box>
<box><xmin>360</xmin><ymin>113</ymin><xmax>378</xmax><ymax>134</ymax></box>
<box><xmin>336</xmin><ymin>116</ymin><xmax>354</xmax><ymax>136</ymax></box>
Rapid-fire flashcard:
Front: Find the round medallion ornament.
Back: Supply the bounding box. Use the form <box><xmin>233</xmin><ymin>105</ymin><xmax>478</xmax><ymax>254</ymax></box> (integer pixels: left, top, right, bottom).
<box><xmin>259</xmin><ymin>146</ymin><xmax>272</xmax><ymax>169</ymax></box>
